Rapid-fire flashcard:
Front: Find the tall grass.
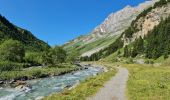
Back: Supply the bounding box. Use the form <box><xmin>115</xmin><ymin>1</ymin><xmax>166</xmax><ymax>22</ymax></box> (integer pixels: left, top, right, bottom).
<box><xmin>124</xmin><ymin>64</ymin><xmax>170</xmax><ymax>100</ymax></box>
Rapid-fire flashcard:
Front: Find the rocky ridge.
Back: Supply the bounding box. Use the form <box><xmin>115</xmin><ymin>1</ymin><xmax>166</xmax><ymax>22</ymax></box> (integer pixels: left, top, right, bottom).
<box><xmin>73</xmin><ymin>0</ymin><xmax>157</xmax><ymax>44</ymax></box>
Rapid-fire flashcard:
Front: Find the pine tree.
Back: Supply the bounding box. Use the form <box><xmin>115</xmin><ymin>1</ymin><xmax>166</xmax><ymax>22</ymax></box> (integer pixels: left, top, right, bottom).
<box><xmin>137</xmin><ymin>37</ymin><xmax>144</xmax><ymax>53</ymax></box>
<box><xmin>130</xmin><ymin>37</ymin><xmax>144</xmax><ymax>58</ymax></box>
<box><xmin>124</xmin><ymin>46</ymin><xmax>129</xmax><ymax>57</ymax></box>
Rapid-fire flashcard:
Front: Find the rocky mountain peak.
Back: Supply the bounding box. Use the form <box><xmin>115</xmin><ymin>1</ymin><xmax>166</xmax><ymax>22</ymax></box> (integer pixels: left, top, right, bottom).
<box><xmin>92</xmin><ymin>0</ymin><xmax>157</xmax><ymax>39</ymax></box>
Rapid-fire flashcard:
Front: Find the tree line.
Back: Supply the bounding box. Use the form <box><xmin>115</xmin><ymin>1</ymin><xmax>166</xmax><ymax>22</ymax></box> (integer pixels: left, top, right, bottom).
<box><xmin>0</xmin><ymin>39</ymin><xmax>80</xmax><ymax>71</ymax></box>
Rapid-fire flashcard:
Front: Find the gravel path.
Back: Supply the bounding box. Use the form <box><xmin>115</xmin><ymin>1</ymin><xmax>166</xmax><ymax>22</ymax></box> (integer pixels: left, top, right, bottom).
<box><xmin>87</xmin><ymin>67</ymin><xmax>129</xmax><ymax>100</ymax></box>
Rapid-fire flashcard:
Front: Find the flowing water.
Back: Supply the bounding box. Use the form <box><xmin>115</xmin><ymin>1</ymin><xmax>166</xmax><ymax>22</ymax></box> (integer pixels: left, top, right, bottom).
<box><xmin>0</xmin><ymin>66</ymin><xmax>103</xmax><ymax>100</ymax></box>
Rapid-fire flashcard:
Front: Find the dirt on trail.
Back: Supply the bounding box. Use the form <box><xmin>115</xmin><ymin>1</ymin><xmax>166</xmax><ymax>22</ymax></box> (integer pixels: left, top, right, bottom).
<box><xmin>87</xmin><ymin>67</ymin><xmax>129</xmax><ymax>100</ymax></box>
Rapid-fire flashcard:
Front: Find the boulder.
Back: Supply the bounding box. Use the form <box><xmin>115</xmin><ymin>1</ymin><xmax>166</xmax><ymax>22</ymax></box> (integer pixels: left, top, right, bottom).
<box><xmin>0</xmin><ymin>80</ymin><xmax>4</xmax><ymax>84</ymax></box>
<box><xmin>15</xmin><ymin>80</ymin><xmax>26</xmax><ymax>86</ymax></box>
<box><xmin>15</xmin><ymin>85</ymin><xmax>31</xmax><ymax>92</ymax></box>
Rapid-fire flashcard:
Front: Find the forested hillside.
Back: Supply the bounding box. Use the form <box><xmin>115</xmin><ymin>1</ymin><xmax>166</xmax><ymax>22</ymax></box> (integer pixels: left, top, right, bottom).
<box><xmin>0</xmin><ymin>14</ymin><xmax>49</xmax><ymax>52</ymax></box>
<box><xmin>124</xmin><ymin>16</ymin><xmax>170</xmax><ymax>59</ymax></box>
<box><xmin>0</xmin><ymin>15</ymin><xmax>80</xmax><ymax>83</ymax></box>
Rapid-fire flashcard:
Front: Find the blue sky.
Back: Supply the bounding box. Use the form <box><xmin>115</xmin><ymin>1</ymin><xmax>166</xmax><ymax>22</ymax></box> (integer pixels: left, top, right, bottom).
<box><xmin>0</xmin><ymin>0</ymin><xmax>146</xmax><ymax>46</ymax></box>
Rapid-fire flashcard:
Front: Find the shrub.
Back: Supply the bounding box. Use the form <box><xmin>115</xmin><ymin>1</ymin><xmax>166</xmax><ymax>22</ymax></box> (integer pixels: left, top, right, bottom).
<box><xmin>66</xmin><ymin>49</ymin><xmax>80</xmax><ymax>64</ymax></box>
<box><xmin>32</xmin><ymin>70</ymin><xmax>42</xmax><ymax>77</ymax></box>
<box><xmin>41</xmin><ymin>46</ymin><xmax>67</xmax><ymax>65</ymax></box>
<box><xmin>51</xmin><ymin>46</ymin><xmax>67</xmax><ymax>64</ymax></box>
<box><xmin>145</xmin><ymin>59</ymin><xmax>154</xmax><ymax>64</ymax></box>
<box><xmin>126</xmin><ymin>58</ymin><xmax>134</xmax><ymax>64</ymax></box>
<box><xmin>0</xmin><ymin>39</ymin><xmax>25</xmax><ymax>62</ymax></box>
<box><xmin>24</xmin><ymin>52</ymin><xmax>43</xmax><ymax>65</ymax></box>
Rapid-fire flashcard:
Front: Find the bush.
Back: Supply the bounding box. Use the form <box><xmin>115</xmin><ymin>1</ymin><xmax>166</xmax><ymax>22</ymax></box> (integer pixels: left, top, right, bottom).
<box><xmin>0</xmin><ymin>39</ymin><xmax>25</xmax><ymax>62</ymax></box>
<box><xmin>41</xmin><ymin>46</ymin><xmax>67</xmax><ymax>65</ymax></box>
<box><xmin>126</xmin><ymin>58</ymin><xmax>134</xmax><ymax>64</ymax></box>
<box><xmin>0</xmin><ymin>61</ymin><xmax>23</xmax><ymax>71</ymax></box>
<box><xmin>144</xmin><ymin>60</ymin><xmax>150</xmax><ymax>64</ymax></box>
<box><xmin>66</xmin><ymin>50</ymin><xmax>80</xmax><ymax>64</ymax></box>
<box><xmin>24</xmin><ymin>52</ymin><xmax>43</xmax><ymax>65</ymax></box>
<box><xmin>51</xmin><ymin>46</ymin><xmax>67</xmax><ymax>64</ymax></box>
<box><xmin>144</xmin><ymin>59</ymin><xmax>154</xmax><ymax>64</ymax></box>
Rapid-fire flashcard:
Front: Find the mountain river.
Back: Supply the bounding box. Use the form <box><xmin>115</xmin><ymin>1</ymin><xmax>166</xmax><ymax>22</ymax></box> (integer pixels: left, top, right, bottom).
<box><xmin>0</xmin><ymin>66</ymin><xmax>103</xmax><ymax>100</ymax></box>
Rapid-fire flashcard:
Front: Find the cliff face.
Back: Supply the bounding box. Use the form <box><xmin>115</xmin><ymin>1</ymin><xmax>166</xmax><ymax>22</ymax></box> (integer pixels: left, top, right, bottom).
<box><xmin>123</xmin><ymin>3</ymin><xmax>170</xmax><ymax>46</ymax></box>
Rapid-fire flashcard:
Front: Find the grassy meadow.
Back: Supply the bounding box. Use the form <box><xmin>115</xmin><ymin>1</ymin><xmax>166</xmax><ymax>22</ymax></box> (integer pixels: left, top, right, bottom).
<box><xmin>124</xmin><ymin>64</ymin><xmax>170</xmax><ymax>100</ymax></box>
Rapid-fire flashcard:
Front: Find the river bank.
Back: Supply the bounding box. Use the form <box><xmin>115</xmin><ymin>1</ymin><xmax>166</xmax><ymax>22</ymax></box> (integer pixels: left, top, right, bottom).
<box><xmin>0</xmin><ymin>65</ymin><xmax>103</xmax><ymax>100</ymax></box>
<box><xmin>0</xmin><ymin>64</ymin><xmax>80</xmax><ymax>87</ymax></box>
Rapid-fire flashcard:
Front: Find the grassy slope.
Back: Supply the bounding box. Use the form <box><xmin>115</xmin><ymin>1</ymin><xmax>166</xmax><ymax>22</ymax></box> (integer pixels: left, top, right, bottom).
<box><xmin>124</xmin><ymin>64</ymin><xmax>170</xmax><ymax>100</ymax></box>
<box><xmin>64</xmin><ymin>40</ymin><xmax>84</xmax><ymax>52</ymax></box>
<box><xmin>44</xmin><ymin>62</ymin><xmax>117</xmax><ymax>100</ymax></box>
<box><xmin>64</xmin><ymin>35</ymin><xmax>119</xmax><ymax>54</ymax></box>
<box><xmin>78</xmin><ymin>35</ymin><xmax>119</xmax><ymax>54</ymax></box>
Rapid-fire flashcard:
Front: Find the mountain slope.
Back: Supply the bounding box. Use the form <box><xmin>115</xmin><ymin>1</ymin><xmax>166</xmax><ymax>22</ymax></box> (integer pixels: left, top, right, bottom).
<box><xmin>81</xmin><ymin>0</ymin><xmax>170</xmax><ymax>61</ymax></box>
<box><xmin>0</xmin><ymin>15</ymin><xmax>50</xmax><ymax>51</ymax></box>
<box><xmin>122</xmin><ymin>0</ymin><xmax>170</xmax><ymax>46</ymax></box>
<box><xmin>64</xmin><ymin>0</ymin><xmax>157</xmax><ymax>56</ymax></box>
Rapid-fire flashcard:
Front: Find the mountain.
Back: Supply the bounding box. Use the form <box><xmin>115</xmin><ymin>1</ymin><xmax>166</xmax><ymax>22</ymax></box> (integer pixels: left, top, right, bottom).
<box><xmin>0</xmin><ymin>15</ymin><xmax>50</xmax><ymax>51</ymax></box>
<box><xmin>121</xmin><ymin>0</ymin><xmax>170</xmax><ymax>59</ymax></box>
<box><xmin>91</xmin><ymin>0</ymin><xmax>158</xmax><ymax>39</ymax></box>
<box><xmin>122</xmin><ymin>0</ymin><xmax>170</xmax><ymax>46</ymax></box>
<box><xmin>64</xmin><ymin>0</ymin><xmax>157</xmax><ymax>57</ymax></box>
<box><xmin>80</xmin><ymin>0</ymin><xmax>170</xmax><ymax>61</ymax></box>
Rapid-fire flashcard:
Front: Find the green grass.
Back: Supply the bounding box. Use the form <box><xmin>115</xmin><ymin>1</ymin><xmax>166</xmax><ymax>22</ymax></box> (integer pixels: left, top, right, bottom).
<box><xmin>64</xmin><ymin>40</ymin><xmax>84</xmax><ymax>52</ymax></box>
<box><xmin>124</xmin><ymin>64</ymin><xmax>170</xmax><ymax>100</ymax></box>
<box><xmin>44</xmin><ymin>62</ymin><xmax>117</xmax><ymax>100</ymax></box>
<box><xmin>78</xmin><ymin>35</ymin><xmax>119</xmax><ymax>54</ymax></box>
<box><xmin>161</xmin><ymin>57</ymin><xmax>170</xmax><ymax>67</ymax></box>
<box><xmin>100</xmin><ymin>46</ymin><xmax>170</xmax><ymax>100</ymax></box>
<box><xmin>0</xmin><ymin>64</ymin><xmax>78</xmax><ymax>81</ymax></box>
<box><xmin>64</xmin><ymin>35</ymin><xmax>119</xmax><ymax>54</ymax></box>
